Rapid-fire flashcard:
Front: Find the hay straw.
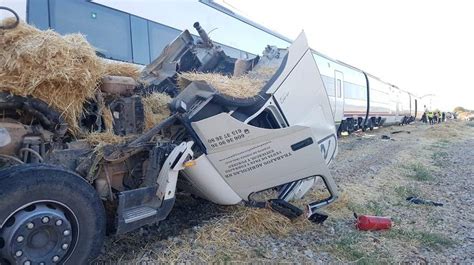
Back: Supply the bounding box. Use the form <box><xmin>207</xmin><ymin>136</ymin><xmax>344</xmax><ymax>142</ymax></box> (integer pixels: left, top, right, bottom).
<box><xmin>171</xmin><ymin>205</ymin><xmax>313</xmax><ymax>262</ymax></box>
<box><xmin>0</xmin><ymin>19</ymin><xmax>142</xmax><ymax>134</ymax></box>
<box><xmin>102</xmin><ymin>61</ymin><xmax>141</xmax><ymax>80</ymax></box>
<box><xmin>197</xmin><ymin>205</ymin><xmax>310</xmax><ymax>244</ymax></box>
<box><xmin>102</xmin><ymin>107</ymin><xmax>114</xmax><ymax>132</ymax></box>
<box><xmin>0</xmin><ymin>19</ymin><xmax>104</xmax><ymax>133</ymax></box>
<box><xmin>247</xmin><ymin>66</ymin><xmax>278</xmax><ymax>80</ymax></box>
<box><xmin>178</xmin><ymin>67</ymin><xmax>276</xmax><ymax>98</ymax></box>
<box><xmin>142</xmin><ymin>92</ymin><xmax>172</xmax><ymax>130</ymax></box>
<box><xmin>230</xmin><ymin>207</ymin><xmax>310</xmax><ymax>237</ymax></box>
<box><xmin>85</xmin><ymin>131</ymin><xmax>125</xmax><ymax>146</ymax></box>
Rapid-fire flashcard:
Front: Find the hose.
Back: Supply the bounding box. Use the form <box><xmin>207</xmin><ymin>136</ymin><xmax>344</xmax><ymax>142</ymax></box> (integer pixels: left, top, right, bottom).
<box><xmin>0</xmin><ymin>154</ymin><xmax>24</xmax><ymax>164</ymax></box>
<box><xmin>0</xmin><ymin>7</ymin><xmax>20</xmax><ymax>30</ymax></box>
<box><xmin>19</xmin><ymin>148</ymin><xmax>44</xmax><ymax>163</ymax></box>
<box><xmin>0</xmin><ymin>93</ymin><xmax>68</xmax><ymax>137</ymax></box>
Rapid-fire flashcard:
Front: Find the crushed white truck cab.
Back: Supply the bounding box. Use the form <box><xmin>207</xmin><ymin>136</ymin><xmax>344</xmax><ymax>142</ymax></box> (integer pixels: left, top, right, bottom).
<box><xmin>176</xmin><ymin>31</ymin><xmax>338</xmax><ymax>205</ymax></box>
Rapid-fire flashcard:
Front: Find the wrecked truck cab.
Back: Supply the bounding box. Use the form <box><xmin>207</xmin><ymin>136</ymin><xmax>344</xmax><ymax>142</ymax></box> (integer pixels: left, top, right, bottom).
<box><xmin>170</xmin><ymin>32</ymin><xmax>338</xmax><ymax>206</ymax></box>
<box><xmin>0</xmin><ymin>20</ymin><xmax>338</xmax><ymax>263</ymax></box>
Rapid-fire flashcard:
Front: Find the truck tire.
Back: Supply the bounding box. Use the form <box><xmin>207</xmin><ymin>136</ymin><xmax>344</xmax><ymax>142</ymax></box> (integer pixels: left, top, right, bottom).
<box><xmin>0</xmin><ymin>164</ymin><xmax>106</xmax><ymax>264</ymax></box>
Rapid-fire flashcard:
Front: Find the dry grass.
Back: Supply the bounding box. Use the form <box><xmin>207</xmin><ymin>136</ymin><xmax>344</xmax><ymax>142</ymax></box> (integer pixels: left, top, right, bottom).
<box><xmin>424</xmin><ymin>122</ymin><xmax>463</xmax><ymax>138</ymax></box>
<box><xmin>85</xmin><ymin>131</ymin><xmax>125</xmax><ymax>146</ymax></box>
<box><xmin>322</xmin><ymin>191</ymin><xmax>352</xmax><ymax>219</ymax></box>
<box><xmin>178</xmin><ymin>67</ymin><xmax>276</xmax><ymax>98</ymax></box>
<box><xmin>142</xmin><ymin>93</ymin><xmax>172</xmax><ymax>130</ymax></box>
<box><xmin>405</xmin><ymin>162</ymin><xmax>434</xmax><ymax>181</ymax></box>
<box><xmin>198</xmin><ymin>206</ymin><xmax>309</xmax><ymax>240</ymax></box>
<box><xmin>247</xmin><ymin>66</ymin><xmax>278</xmax><ymax>80</ymax></box>
<box><xmin>102</xmin><ymin>107</ymin><xmax>114</xmax><ymax>132</ymax></box>
<box><xmin>102</xmin><ymin>61</ymin><xmax>141</xmax><ymax>80</ymax></box>
<box><xmin>0</xmin><ymin>19</ymin><xmax>141</xmax><ymax>134</ymax></box>
<box><xmin>153</xmin><ymin>205</ymin><xmax>311</xmax><ymax>262</ymax></box>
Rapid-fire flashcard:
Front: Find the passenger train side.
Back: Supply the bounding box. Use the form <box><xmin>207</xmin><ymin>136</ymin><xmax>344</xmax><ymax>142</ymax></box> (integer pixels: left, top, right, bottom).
<box><xmin>1</xmin><ymin>0</ymin><xmax>427</xmax><ymax>134</ymax></box>
<box><xmin>314</xmin><ymin>51</ymin><xmax>423</xmax><ymax>135</ymax></box>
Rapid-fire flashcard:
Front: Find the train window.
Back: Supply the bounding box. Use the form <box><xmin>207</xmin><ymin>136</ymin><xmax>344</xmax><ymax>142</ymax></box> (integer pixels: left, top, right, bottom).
<box><xmin>321</xmin><ymin>75</ymin><xmax>335</xmax><ymax>96</ymax></box>
<box><xmin>48</xmin><ymin>0</ymin><xmax>133</xmax><ymax>62</ymax></box>
<box><xmin>371</xmin><ymin>89</ymin><xmax>389</xmax><ymax>103</ymax></box>
<box><xmin>336</xmin><ymin>79</ymin><xmax>342</xmax><ymax>98</ymax></box>
<box><xmin>344</xmin><ymin>82</ymin><xmax>366</xmax><ymax>100</ymax></box>
<box><xmin>148</xmin><ymin>21</ymin><xmax>181</xmax><ymax>61</ymax></box>
<box><xmin>131</xmin><ymin>16</ymin><xmax>150</xmax><ymax>65</ymax></box>
<box><xmin>27</xmin><ymin>0</ymin><xmax>49</xmax><ymax>30</ymax></box>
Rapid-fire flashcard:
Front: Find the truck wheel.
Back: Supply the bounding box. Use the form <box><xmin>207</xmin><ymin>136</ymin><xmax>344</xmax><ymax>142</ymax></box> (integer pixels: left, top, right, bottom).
<box><xmin>0</xmin><ymin>164</ymin><xmax>106</xmax><ymax>264</ymax></box>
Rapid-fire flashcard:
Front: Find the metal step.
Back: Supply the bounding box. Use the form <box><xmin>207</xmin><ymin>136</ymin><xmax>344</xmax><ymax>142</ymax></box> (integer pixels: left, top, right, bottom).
<box><xmin>116</xmin><ymin>186</ymin><xmax>175</xmax><ymax>234</ymax></box>
<box><xmin>123</xmin><ymin>206</ymin><xmax>157</xmax><ymax>224</ymax></box>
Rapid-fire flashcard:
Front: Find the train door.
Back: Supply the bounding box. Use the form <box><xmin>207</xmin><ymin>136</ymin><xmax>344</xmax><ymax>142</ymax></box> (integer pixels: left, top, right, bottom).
<box><xmin>409</xmin><ymin>94</ymin><xmax>412</xmax><ymax>117</ymax></box>
<box><xmin>334</xmin><ymin>70</ymin><xmax>344</xmax><ymax>121</ymax></box>
<box><xmin>414</xmin><ymin>99</ymin><xmax>418</xmax><ymax>119</ymax></box>
<box><xmin>329</xmin><ymin>83</ymin><xmax>337</xmax><ymax>118</ymax></box>
<box><xmin>395</xmin><ymin>89</ymin><xmax>400</xmax><ymax>122</ymax></box>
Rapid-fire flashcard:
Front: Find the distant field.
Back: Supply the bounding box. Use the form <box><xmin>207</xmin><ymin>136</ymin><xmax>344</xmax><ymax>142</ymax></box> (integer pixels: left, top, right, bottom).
<box><xmin>96</xmin><ymin>120</ymin><xmax>474</xmax><ymax>263</ymax></box>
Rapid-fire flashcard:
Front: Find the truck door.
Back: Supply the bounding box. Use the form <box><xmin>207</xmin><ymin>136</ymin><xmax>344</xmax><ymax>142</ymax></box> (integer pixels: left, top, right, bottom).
<box><xmin>334</xmin><ymin>70</ymin><xmax>344</xmax><ymax>122</ymax></box>
<box><xmin>191</xmin><ymin>113</ymin><xmax>336</xmax><ymax>200</ymax></box>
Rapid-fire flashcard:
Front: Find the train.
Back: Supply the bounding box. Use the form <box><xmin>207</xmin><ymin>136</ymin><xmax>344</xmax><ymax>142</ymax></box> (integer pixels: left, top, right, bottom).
<box><xmin>0</xmin><ymin>0</ymin><xmax>430</xmax><ymax>134</ymax></box>
<box><xmin>314</xmin><ymin>55</ymin><xmax>425</xmax><ymax>134</ymax></box>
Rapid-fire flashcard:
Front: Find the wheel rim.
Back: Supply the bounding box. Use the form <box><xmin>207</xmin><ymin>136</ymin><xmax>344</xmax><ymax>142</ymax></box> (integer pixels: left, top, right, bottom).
<box><xmin>0</xmin><ymin>201</ymin><xmax>79</xmax><ymax>264</ymax></box>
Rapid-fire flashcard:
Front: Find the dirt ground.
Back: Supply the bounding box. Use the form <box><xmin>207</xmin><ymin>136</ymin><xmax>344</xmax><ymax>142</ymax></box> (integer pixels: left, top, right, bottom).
<box><xmin>95</xmin><ymin>120</ymin><xmax>474</xmax><ymax>264</ymax></box>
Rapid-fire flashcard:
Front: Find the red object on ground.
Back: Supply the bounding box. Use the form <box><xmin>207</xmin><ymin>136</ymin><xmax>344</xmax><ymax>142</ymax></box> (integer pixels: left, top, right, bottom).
<box><xmin>356</xmin><ymin>215</ymin><xmax>392</xmax><ymax>230</ymax></box>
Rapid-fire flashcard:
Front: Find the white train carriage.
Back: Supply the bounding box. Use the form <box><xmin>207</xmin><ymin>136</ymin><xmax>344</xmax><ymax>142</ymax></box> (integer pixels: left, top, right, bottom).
<box><xmin>1</xmin><ymin>0</ymin><xmax>423</xmax><ymax>133</ymax></box>
<box><xmin>365</xmin><ymin>75</ymin><xmax>395</xmax><ymax>127</ymax></box>
<box><xmin>313</xmin><ymin>53</ymin><xmax>368</xmax><ymax>133</ymax></box>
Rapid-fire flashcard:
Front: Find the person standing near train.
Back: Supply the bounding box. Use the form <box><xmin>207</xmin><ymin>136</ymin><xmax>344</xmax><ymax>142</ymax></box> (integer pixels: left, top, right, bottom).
<box><xmin>428</xmin><ymin>111</ymin><xmax>434</xmax><ymax>125</ymax></box>
<box><xmin>421</xmin><ymin>112</ymin><xmax>427</xmax><ymax>123</ymax></box>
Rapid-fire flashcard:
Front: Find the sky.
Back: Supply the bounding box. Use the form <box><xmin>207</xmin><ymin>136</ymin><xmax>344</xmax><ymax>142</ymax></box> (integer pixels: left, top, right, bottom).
<box><xmin>217</xmin><ymin>0</ymin><xmax>474</xmax><ymax>111</ymax></box>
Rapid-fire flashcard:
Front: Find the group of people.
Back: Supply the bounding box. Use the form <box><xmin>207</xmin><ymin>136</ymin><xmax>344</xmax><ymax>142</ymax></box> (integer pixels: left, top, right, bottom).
<box><xmin>421</xmin><ymin>110</ymin><xmax>445</xmax><ymax>125</ymax></box>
